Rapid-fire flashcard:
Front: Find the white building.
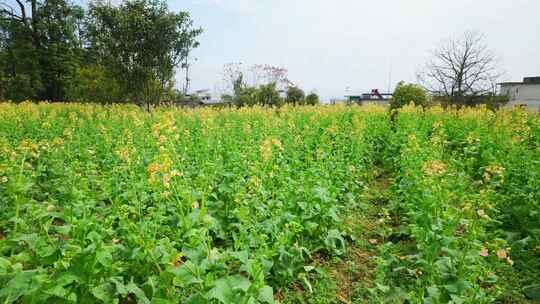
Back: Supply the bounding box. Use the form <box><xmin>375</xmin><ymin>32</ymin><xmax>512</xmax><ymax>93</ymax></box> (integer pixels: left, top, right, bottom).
<box><xmin>499</xmin><ymin>77</ymin><xmax>540</xmax><ymax>111</ymax></box>
<box><xmin>189</xmin><ymin>89</ymin><xmax>225</xmax><ymax>105</ymax></box>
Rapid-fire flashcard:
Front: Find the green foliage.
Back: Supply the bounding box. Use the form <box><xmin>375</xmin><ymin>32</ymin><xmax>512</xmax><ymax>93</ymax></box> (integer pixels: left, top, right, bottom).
<box><xmin>0</xmin><ymin>103</ymin><xmax>538</xmax><ymax>303</ymax></box>
<box><xmin>235</xmin><ymin>86</ymin><xmax>259</xmax><ymax>107</ymax></box>
<box><xmin>0</xmin><ymin>0</ymin><xmax>85</xmax><ymax>101</ymax></box>
<box><xmin>87</xmin><ymin>0</ymin><xmax>202</xmax><ymax>107</ymax></box>
<box><xmin>390</xmin><ymin>81</ymin><xmax>428</xmax><ymax>109</ymax></box>
<box><xmin>372</xmin><ymin>105</ymin><xmax>540</xmax><ymax>303</ymax></box>
<box><xmin>65</xmin><ymin>66</ymin><xmax>123</xmax><ymax>103</ymax></box>
<box><xmin>285</xmin><ymin>86</ymin><xmax>305</xmax><ymax>105</ymax></box>
<box><xmin>0</xmin><ymin>103</ymin><xmax>380</xmax><ymax>303</ymax></box>
<box><xmin>231</xmin><ymin>80</ymin><xmax>286</xmax><ymax>108</ymax></box>
<box><xmin>0</xmin><ymin>0</ymin><xmax>201</xmax><ymax>105</ymax></box>
<box><xmin>305</xmin><ymin>93</ymin><xmax>319</xmax><ymax>105</ymax></box>
<box><xmin>256</xmin><ymin>83</ymin><xmax>282</xmax><ymax>107</ymax></box>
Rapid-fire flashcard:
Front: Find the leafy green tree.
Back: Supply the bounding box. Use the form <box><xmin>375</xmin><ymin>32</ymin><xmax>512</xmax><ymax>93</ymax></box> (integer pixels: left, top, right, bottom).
<box><xmin>0</xmin><ymin>10</ymin><xmax>43</xmax><ymax>100</ymax></box>
<box><xmin>37</xmin><ymin>0</ymin><xmax>86</xmax><ymax>101</ymax></box>
<box><xmin>390</xmin><ymin>81</ymin><xmax>428</xmax><ymax>110</ymax></box>
<box><xmin>305</xmin><ymin>92</ymin><xmax>319</xmax><ymax>105</ymax></box>
<box><xmin>257</xmin><ymin>83</ymin><xmax>282</xmax><ymax>107</ymax></box>
<box><xmin>0</xmin><ymin>0</ymin><xmax>85</xmax><ymax>101</ymax></box>
<box><xmin>65</xmin><ymin>65</ymin><xmax>123</xmax><ymax>103</ymax></box>
<box><xmin>87</xmin><ymin>0</ymin><xmax>202</xmax><ymax>109</ymax></box>
<box><xmin>286</xmin><ymin>86</ymin><xmax>305</xmax><ymax>105</ymax></box>
<box><xmin>236</xmin><ymin>87</ymin><xmax>259</xmax><ymax>107</ymax></box>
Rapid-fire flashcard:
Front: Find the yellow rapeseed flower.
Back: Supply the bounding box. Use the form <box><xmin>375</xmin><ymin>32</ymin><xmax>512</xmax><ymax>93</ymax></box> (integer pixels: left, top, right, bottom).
<box><xmin>423</xmin><ymin>160</ymin><xmax>447</xmax><ymax>177</ymax></box>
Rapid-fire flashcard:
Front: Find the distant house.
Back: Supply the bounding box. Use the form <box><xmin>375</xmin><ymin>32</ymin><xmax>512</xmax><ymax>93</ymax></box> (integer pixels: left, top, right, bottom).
<box><xmin>499</xmin><ymin>77</ymin><xmax>540</xmax><ymax>111</ymax></box>
<box><xmin>188</xmin><ymin>89</ymin><xmax>228</xmax><ymax>106</ymax></box>
<box><xmin>345</xmin><ymin>89</ymin><xmax>392</xmax><ymax>106</ymax></box>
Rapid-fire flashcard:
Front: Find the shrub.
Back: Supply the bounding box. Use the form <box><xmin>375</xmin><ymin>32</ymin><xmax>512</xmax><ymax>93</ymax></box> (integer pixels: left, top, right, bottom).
<box><xmin>236</xmin><ymin>86</ymin><xmax>259</xmax><ymax>107</ymax></box>
<box><xmin>305</xmin><ymin>93</ymin><xmax>320</xmax><ymax>105</ymax></box>
<box><xmin>257</xmin><ymin>83</ymin><xmax>282</xmax><ymax>107</ymax></box>
<box><xmin>286</xmin><ymin>86</ymin><xmax>305</xmax><ymax>105</ymax></box>
<box><xmin>390</xmin><ymin>81</ymin><xmax>428</xmax><ymax>109</ymax></box>
<box><xmin>66</xmin><ymin>65</ymin><xmax>123</xmax><ymax>104</ymax></box>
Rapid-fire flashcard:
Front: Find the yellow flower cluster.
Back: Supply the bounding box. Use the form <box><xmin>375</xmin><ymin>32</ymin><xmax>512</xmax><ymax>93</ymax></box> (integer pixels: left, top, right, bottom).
<box><xmin>423</xmin><ymin>160</ymin><xmax>447</xmax><ymax>177</ymax></box>
<box><xmin>147</xmin><ymin>156</ymin><xmax>173</xmax><ymax>186</ymax></box>
<box><xmin>260</xmin><ymin>138</ymin><xmax>283</xmax><ymax>162</ymax></box>
<box><xmin>114</xmin><ymin>147</ymin><xmax>131</xmax><ymax>162</ymax></box>
<box><xmin>479</xmin><ymin>246</ymin><xmax>514</xmax><ymax>265</ymax></box>
<box><xmin>247</xmin><ymin>175</ymin><xmax>262</xmax><ymax>191</ymax></box>
<box><xmin>483</xmin><ymin>164</ymin><xmax>505</xmax><ymax>183</ymax></box>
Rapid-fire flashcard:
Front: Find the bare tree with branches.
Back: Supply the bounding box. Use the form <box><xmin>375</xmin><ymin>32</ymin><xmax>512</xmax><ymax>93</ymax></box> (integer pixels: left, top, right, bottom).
<box><xmin>221</xmin><ymin>62</ymin><xmax>244</xmax><ymax>95</ymax></box>
<box><xmin>221</xmin><ymin>62</ymin><xmax>293</xmax><ymax>96</ymax></box>
<box><xmin>417</xmin><ymin>31</ymin><xmax>502</xmax><ymax>105</ymax></box>
<box><xmin>248</xmin><ymin>64</ymin><xmax>293</xmax><ymax>90</ymax></box>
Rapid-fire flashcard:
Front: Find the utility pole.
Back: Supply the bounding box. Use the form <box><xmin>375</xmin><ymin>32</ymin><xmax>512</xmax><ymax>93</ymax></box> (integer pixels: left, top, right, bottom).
<box><xmin>182</xmin><ymin>57</ymin><xmax>197</xmax><ymax>95</ymax></box>
<box><xmin>387</xmin><ymin>58</ymin><xmax>393</xmax><ymax>93</ymax></box>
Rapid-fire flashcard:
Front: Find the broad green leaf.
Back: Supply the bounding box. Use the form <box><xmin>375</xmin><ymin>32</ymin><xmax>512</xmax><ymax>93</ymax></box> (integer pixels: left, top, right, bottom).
<box><xmin>125</xmin><ymin>282</ymin><xmax>150</xmax><ymax>304</ymax></box>
<box><xmin>91</xmin><ymin>283</ymin><xmax>115</xmax><ymax>303</ymax></box>
<box><xmin>206</xmin><ymin>275</ymin><xmax>251</xmax><ymax>304</ymax></box>
<box><xmin>96</xmin><ymin>247</ymin><xmax>113</xmax><ymax>267</ymax></box>
<box><xmin>523</xmin><ymin>284</ymin><xmax>540</xmax><ymax>300</ymax></box>
<box><xmin>0</xmin><ymin>270</ymin><xmax>45</xmax><ymax>302</ymax></box>
<box><xmin>258</xmin><ymin>286</ymin><xmax>274</xmax><ymax>303</ymax></box>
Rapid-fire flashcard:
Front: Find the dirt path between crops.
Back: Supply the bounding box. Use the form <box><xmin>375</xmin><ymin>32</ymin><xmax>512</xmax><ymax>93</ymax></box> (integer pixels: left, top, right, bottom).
<box><xmin>278</xmin><ymin>167</ymin><xmax>400</xmax><ymax>304</ymax></box>
<box><xmin>331</xmin><ymin>169</ymin><xmax>395</xmax><ymax>303</ymax></box>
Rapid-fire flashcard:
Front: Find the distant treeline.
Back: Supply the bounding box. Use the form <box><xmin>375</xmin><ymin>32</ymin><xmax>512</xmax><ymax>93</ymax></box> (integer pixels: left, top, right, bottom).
<box><xmin>0</xmin><ymin>0</ymin><xmax>201</xmax><ymax>107</ymax></box>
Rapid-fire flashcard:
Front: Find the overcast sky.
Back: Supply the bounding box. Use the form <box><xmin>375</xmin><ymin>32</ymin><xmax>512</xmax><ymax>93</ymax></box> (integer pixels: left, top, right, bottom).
<box><xmin>167</xmin><ymin>0</ymin><xmax>540</xmax><ymax>99</ymax></box>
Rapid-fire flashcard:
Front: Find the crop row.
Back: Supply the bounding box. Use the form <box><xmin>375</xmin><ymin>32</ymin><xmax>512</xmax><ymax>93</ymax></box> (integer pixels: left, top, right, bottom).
<box><xmin>373</xmin><ymin>106</ymin><xmax>540</xmax><ymax>303</ymax></box>
<box><xmin>0</xmin><ymin>103</ymin><xmax>388</xmax><ymax>303</ymax></box>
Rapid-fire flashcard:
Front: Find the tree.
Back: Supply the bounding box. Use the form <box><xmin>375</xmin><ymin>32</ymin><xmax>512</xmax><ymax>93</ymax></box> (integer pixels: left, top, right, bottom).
<box><xmin>305</xmin><ymin>92</ymin><xmax>319</xmax><ymax>105</ymax></box>
<box><xmin>0</xmin><ymin>18</ymin><xmax>42</xmax><ymax>100</ymax></box>
<box><xmin>417</xmin><ymin>31</ymin><xmax>501</xmax><ymax>106</ymax></box>
<box><xmin>221</xmin><ymin>62</ymin><xmax>243</xmax><ymax>95</ymax></box>
<box><xmin>256</xmin><ymin>83</ymin><xmax>282</xmax><ymax>107</ymax></box>
<box><xmin>65</xmin><ymin>65</ymin><xmax>123</xmax><ymax>103</ymax></box>
<box><xmin>221</xmin><ymin>63</ymin><xmax>299</xmax><ymax>108</ymax></box>
<box><xmin>0</xmin><ymin>0</ymin><xmax>85</xmax><ymax>101</ymax></box>
<box><xmin>36</xmin><ymin>0</ymin><xmax>86</xmax><ymax>101</ymax></box>
<box><xmin>286</xmin><ymin>86</ymin><xmax>305</xmax><ymax>105</ymax></box>
<box><xmin>390</xmin><ymin>81</ymin><xmax>428</xmax><ymax>110</ymax></box>
<box><xmin>234</xmin><ymin>86</ymin><xmax>258</xmax><ymax>108</ymax></box>
<box><xmin>88</xmin><ymin>0</ymin><xmax>201</xmax><ymax>108</ymax></box>
<box><xmin>249</xmin><ymin>64</ymin><xmax>292</xmax><ymax>90</ymax></box>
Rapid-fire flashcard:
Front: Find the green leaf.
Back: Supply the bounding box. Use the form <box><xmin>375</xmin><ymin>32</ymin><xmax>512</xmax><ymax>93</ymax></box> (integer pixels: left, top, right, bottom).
<box><xmin>54</xmin><ymin>225</ymin><xmax>72</xmax><ymax>235</ymax></box>
<box><xmin>301</xmin><ymin>275</ymin><xmax>313</xmax><ymax>293</ymax></box>
<box><xmin>450</xmin><ymin>294</ymin><xmax>465</xmax><ymax>304</ymax></box>
<box><xmin>125</xmin><ymin>282</ymin><xmax>150</xmax><ymax>304</ymax></box>
<box><xmin>45</xmin><ymin>285</ymin><xmax>77</xmax><ymax>302</ymax></box>
<box><xmin>427</xmin><ymin>285</ymin><xmax>440</xmax><ymax>299</ymax></box>
<box><xmin>91</xmin><ymin>283</ymin><xmax>115</xmax><ymax>303</ymax></box>
<box><xmin>169</xmin><ymin>261</ymin><xmax>204</xmax><ymax>286</ymax></box>
<box><xmin>523</xmin><ymin>284</ymin><xmax>540</xmax><ymax>300</ymax></box>
<box><xmin>186</xmin><ymin>293</ymin><xmax>207</xmax><ymax>304</ymax></box>
<box><xmin>36</xmin><ymin>245</ymin><xmax>57</xmax><ymax>258</ymax></box>
<box><xmin>258</xmin><ymin>286</ymin><xmax>274</xmax><ymax>303</ymax></box>
<box><xmin>96</xmin><ymin>247</ymin><xmax>113</xmax><ymax>267</ymax></box>
<box><xmin>0</xmin><ymin>257</ymin><xmax>10</xmax><ymax>273</ymax></box>
<box><xmin>0</xmin><ymin>270</ymin><xmax>46</xmax><ymax>302</ymax></box>
<box><xmin>206</xmin><ymin>275</ymin><xmax>251</xmax><ymax>304</ymax></box>
<box><xmin>231</xmin><ymin>251</ymin><xmax>249</xmax><ymax>264</ymax></box>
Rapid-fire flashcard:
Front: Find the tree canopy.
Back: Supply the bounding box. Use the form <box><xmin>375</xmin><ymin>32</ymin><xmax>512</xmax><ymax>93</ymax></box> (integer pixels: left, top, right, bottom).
<box><xmin>0</xmin><ymin>0</ymin><xmax>201</xmax><ymax>105</ymax></box>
